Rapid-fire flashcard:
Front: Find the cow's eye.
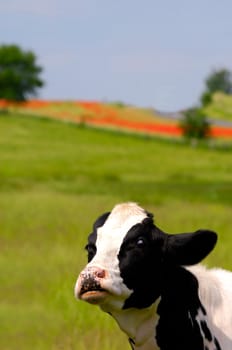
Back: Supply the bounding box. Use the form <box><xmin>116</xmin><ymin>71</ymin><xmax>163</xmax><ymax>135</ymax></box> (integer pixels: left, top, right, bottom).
<box><xmin>136</xmin><ymin>237</ymin><xmax>145</xmax><ymax>247</ymax></box>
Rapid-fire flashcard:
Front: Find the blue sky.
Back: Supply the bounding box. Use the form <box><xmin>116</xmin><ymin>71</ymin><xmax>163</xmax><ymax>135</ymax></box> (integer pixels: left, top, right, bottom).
<box><xmin>1</xmin><ymin>0</ymin><xmax>232</xmax><ymax>111</ymax></box>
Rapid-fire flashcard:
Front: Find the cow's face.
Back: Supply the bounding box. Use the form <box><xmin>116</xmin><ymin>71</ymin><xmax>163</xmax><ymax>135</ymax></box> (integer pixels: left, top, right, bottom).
<box><xmin>75</xmin><ymin>203</ymin><xmax>217</xmax><ymax>311</ymax></box>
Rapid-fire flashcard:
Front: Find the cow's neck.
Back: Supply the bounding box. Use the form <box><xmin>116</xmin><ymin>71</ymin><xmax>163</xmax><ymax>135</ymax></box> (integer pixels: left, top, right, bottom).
<box><xmin>110</xmin><ymin>265</ymin><xmax>213</xmax><ymax>350</ymax></box>
<box><xmin>110</xmin><ymin>300</ymin><xmax>160</xmax><ymax>350</ymax></box>
<box><xmin>101</xmin><ymin>266</ymin><xmax>217</xmax><ymax>350</ymax></box>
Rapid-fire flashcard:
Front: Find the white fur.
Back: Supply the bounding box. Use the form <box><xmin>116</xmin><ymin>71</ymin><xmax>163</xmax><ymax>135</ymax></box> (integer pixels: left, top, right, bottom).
<box><xmin>188</xmin><ymin>265</ymin><xmax>232</xmax><ymax>349</ymax></box>
<box><xmin>109</xmin><ymin>301</ymin><xmax>160</xmax><ymax>350</ymax></box>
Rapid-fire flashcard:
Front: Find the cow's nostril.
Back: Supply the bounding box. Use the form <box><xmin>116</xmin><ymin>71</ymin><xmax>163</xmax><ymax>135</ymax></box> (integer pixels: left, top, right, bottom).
<box><xmin>95</xmin><ymin>268</ymin><xmax>106</xmax><ymax>279</ymax></box>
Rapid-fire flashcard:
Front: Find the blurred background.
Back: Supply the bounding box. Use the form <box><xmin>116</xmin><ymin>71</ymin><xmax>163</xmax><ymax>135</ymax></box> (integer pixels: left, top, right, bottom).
<box><xmin>1</xmin><ymin>1</ymin><xmax>232</xmax><ymax>349</ymax></box>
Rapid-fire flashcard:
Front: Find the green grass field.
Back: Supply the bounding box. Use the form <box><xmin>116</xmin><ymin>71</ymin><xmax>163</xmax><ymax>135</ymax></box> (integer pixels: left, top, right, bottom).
<box><xmin>1</xmin><ymin>113</ymin><xmax>232</xmax><ymax>350</ymax></box>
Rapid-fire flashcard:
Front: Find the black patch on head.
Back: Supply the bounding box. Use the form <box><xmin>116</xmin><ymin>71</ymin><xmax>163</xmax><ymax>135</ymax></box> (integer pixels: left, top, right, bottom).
<box><xmin>85</xmin><ymin>212</ymin><xmax>110</xmax><ymax>262</ymax></box>
<box><xmin>118</xmin><ymin>216</ymin><xmax>166</xmax><ymax>309</ymax></box>
<box><xmin>156</xmin><ymin>267</ymin><xmax>206</xmax><ymax>350</ymax></box>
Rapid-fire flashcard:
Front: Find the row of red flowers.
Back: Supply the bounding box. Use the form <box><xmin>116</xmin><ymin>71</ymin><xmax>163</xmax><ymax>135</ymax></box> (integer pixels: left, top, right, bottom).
<box><xmin>1</xmin><ymin>99</ymin><xmax>232</xmax><ymax>139</ymax></box>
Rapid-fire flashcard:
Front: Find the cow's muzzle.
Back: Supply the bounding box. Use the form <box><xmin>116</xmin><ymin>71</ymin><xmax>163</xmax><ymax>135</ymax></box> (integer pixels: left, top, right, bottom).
<box><xmin>75</xmin><ymin>266</ymin><xmax>109</xmax><ymax>304</ymax></box>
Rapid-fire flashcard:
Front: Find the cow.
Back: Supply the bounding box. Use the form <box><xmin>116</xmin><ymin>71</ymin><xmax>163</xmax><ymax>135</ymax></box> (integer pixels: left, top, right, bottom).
<box><xmin>74</xmin><ymin>202</ymin><xmax>232</xmax><ymax>350</ymax></box>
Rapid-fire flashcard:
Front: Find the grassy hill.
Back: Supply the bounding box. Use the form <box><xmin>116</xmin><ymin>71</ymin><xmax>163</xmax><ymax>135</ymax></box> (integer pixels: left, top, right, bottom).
<box><xmin>203</xmin><ymin>92</ymin><xmax>232</xmax><ymax>122</ymax></box>
<box><xmin>1</xmin><ymin>113</ymin><xmax>232</xmax><ymax>350</ymax></box>
<box><xmin>2</xmin><ymin>98</ymin><xmax>232</xmax><ymax>142</ymax></box>
<box><xmin>0</xmin><ymin>99</ymin><xmax>173</xmax><ymax>124</ymax></box>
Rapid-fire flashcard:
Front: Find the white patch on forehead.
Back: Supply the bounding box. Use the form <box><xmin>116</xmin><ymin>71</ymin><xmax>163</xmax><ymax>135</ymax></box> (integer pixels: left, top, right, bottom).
<box><xmin>95</xmin><ymin>203</ymin><xmax>147</xmax><ymax>261</ymax></box>
<box><xmin>103</xmin><ymin>202</ymin><xmax>147</xmax><ymax>232</ymax></box>
<box><xmin>97</xmin><ymin>202</ymin><xmax>147</xmax><ymax>250</ymax></box>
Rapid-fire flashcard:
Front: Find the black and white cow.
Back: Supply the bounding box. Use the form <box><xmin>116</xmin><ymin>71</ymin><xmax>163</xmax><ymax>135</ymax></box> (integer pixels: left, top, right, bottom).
<box><xmin>75</xmin><ymin>202</ymin><xmax>232</xmax><ymax>350</ymax></box>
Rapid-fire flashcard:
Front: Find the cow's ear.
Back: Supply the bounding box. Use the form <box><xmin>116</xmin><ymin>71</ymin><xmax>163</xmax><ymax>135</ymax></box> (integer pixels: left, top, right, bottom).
<box><xmin>164</xmin><ymin>230</ymin><xmax>217</xmax><ymax>266</ymax></box>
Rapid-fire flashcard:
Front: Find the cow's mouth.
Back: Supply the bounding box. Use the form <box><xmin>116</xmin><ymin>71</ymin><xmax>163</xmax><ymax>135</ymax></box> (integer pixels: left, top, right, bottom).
<box><xmin>80</xmin><ymin>288</ymin><xmax>109</xmax><ymax>304</ymax></box>
<box><xmin>79</xmin><ymin>278</ymin><xmax>110</xmax><ymax>304</ymax></box>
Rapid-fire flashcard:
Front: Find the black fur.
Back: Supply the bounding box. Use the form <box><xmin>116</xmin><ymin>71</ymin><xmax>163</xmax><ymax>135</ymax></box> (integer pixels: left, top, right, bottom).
<box><xmin>118</xmin><ymin>217</ymin><xmax>165</xmax><ymax>309</ymax></box>
<box><xmin>156</xmin><ymin>266</ymin><xmax>205</xmax><ymax>350</ymax></box>
<box><xmin>200</xmin><ymin>320</ymin><xmax>213</xmax><ymax>342</ymax></box>
<box><xmin>85</xmin><ymin>212</ymin><xmax>110</xmax><ymax>262</ymax></box>
<box><xmin>214</xmin><ymin>337</ymin><xmax>222</xmax><ymax>350</ymax></box>
<box><xmin>164</xmin><ymin>230</ymin><xmax>217</xmax><ymax>266</ymax></box>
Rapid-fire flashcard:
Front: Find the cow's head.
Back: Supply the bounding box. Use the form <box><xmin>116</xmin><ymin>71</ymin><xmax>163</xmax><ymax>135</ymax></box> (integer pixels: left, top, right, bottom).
<box><xmin>75</xmin><ymin>203</ymin><xmax>217</xmax><ymax>311</ymax></box>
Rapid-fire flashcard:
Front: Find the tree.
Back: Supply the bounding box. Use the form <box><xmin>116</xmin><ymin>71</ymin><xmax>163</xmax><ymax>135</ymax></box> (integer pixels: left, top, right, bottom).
<box><xmin>0</xmin><ymin>44</ymin><xmax>44</xmax><ymax>101</ymax></box>
<box><xmin>204</xmin><ymin>68</ymin><xmax>232</xmax><ymax>95</ymax></box>
<box><xmin>180</xmin><ymin>107</ymin><xmax>210</xmax><ymax>141</ymax></box>
<box><xmin>200</xmin><ymin>91</ymin><xmax>212</xmax><ymax>107</ymax></box>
